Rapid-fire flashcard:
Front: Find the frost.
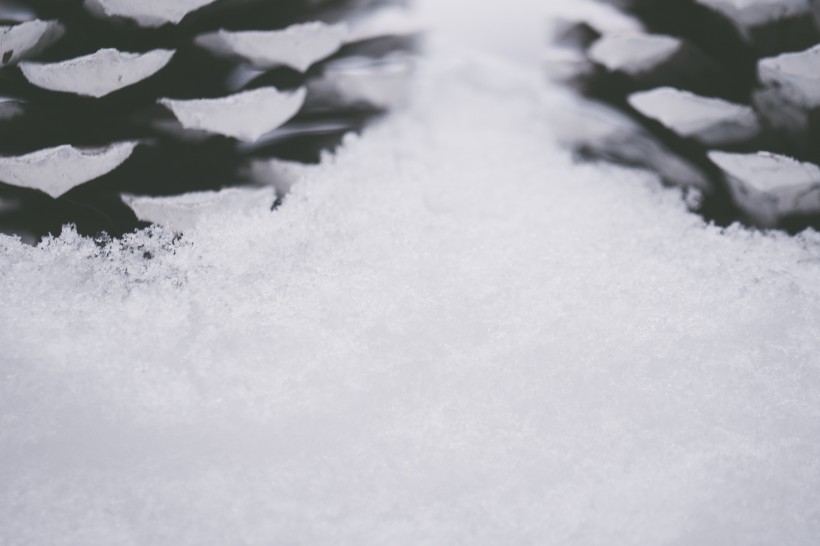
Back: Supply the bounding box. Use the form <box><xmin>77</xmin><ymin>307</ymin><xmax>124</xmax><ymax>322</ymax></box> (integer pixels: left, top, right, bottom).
<box><xmin>0</xmin><ymin>142</ymin><xmax>139</xmax><ymax>197</ymax></box>
<box><xmin>629</xmin><ymin>87</ymin><xmax>762</xmax><ymax>145</ymax></box>
<box><xmin>0</xmin><ymin>19</ymin><xmax>65</xmax><ymax>65</ymax></box>
<box><xmin>19</xmin><ymin>48</ymin><xmax>175</xmax><ymax>98</ymax></box>
<box><xmin>84</xmin><ymin>0</ymin><xmax>219</xmax><ymax>27</ymax></box>
<box><xmin>2</xmin><ymin>1</ymin><xmax>820</xmax><ymax>545</ymax></box>
<box><xmin>589</xmin><ymin>33</ymin><xmax>682</xmax><ymax>75</ymax></box>
<box><xmin>158</xmin><ymin>87</ymin><xmax>307</xmax><ymax>142</ymax></box>
<box><xmin>123</xmin><ymin>187</ymin><xmax>276</xmax><ymax>232</ymax></box>
<box><xmin>194</xmin><ymin>23</ymin><xmax>347</xmax><ymax>72</ymax></box>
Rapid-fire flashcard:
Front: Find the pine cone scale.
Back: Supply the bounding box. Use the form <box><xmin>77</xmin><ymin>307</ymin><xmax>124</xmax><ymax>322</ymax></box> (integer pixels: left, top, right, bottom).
<box><xmin>555</xmin><ymin>0</ymin><xmax>820</xmax><ymax>230</ymax></box>
<box><xmin>0</xmin><ymin>0</ymin><xmax>417</xmax><ymax>240</ymax></box>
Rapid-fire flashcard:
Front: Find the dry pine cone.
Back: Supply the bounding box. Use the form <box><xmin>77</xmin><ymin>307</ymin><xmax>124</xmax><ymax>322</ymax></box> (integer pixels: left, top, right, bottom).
<box><xmin>549</xmin><ymin>0</ymin><xmax>820</xmax><ymax>231</ymax></box>
<box><xmin>0</xmin><ymin>0</ymin><xmax>417</xmax><ymax>241</ymax></box>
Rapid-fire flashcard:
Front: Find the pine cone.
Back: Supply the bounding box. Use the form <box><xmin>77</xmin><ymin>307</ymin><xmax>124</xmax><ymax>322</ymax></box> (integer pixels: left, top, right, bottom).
<box><xmin>0</xmin><ymin>0</ymin><xmax>418</xmax><ymax>241</ymax></box>
<box><xmin>549</xmin><ymin>0</ymin><xmax>820</xmax><ymax>230</ymax></box>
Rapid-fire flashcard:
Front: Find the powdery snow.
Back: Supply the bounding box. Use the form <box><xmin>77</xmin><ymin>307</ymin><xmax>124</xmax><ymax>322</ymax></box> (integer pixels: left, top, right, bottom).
<box><xmin>2</xmin><ymin>1</ymin><xmax>820</xmax><ymax>544</ymax></box>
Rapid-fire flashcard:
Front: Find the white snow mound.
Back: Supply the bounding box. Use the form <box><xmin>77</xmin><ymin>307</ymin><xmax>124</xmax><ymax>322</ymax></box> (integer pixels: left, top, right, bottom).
<box><xmin>1</xmin><ymin>1</ymin><xmax>819</xmax><ymax>544</ymax></box>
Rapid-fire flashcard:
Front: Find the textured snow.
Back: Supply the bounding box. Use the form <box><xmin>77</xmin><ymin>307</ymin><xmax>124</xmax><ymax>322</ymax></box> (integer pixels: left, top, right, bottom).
<box><xmin>2</xmin><ymin>0</ymin><xmax>820</xmax><ymax>544</ymax></box>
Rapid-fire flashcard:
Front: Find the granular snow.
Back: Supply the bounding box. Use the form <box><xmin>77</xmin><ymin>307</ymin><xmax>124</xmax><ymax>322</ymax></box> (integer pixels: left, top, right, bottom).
<box><xmin>1</xmin><ymin>1</ymin><xmax>819</xmax><ymax>544</ymax></box>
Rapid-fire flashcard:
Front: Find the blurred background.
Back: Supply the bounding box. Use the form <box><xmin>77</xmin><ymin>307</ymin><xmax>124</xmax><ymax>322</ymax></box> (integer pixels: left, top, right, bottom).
<box><xmin>417</xmin><ymin>0</ymin><xmax>549</xmax><ymax>63</ymax></box>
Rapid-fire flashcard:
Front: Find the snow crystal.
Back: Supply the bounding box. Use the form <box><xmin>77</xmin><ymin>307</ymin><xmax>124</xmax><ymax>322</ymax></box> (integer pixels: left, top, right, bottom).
<box><xmin>2</xmin><ymin>1</ymin><xmax>820</xmax><ymax>544</ymax></box>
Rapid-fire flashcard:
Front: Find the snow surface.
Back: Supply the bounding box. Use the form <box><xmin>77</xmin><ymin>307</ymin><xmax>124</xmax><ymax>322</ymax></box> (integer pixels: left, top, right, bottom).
<box><xmin>2</xmin><ymin>1</ymin><xmax>820</xmax><ymax>544</ymax></box>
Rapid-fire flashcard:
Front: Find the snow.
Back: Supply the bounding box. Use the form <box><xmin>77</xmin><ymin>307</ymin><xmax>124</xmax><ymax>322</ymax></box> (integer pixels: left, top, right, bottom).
<box><xmin>2</xmin><ymin>0</ymin><xmax>820</xmax><ymax>544</ymax></box>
